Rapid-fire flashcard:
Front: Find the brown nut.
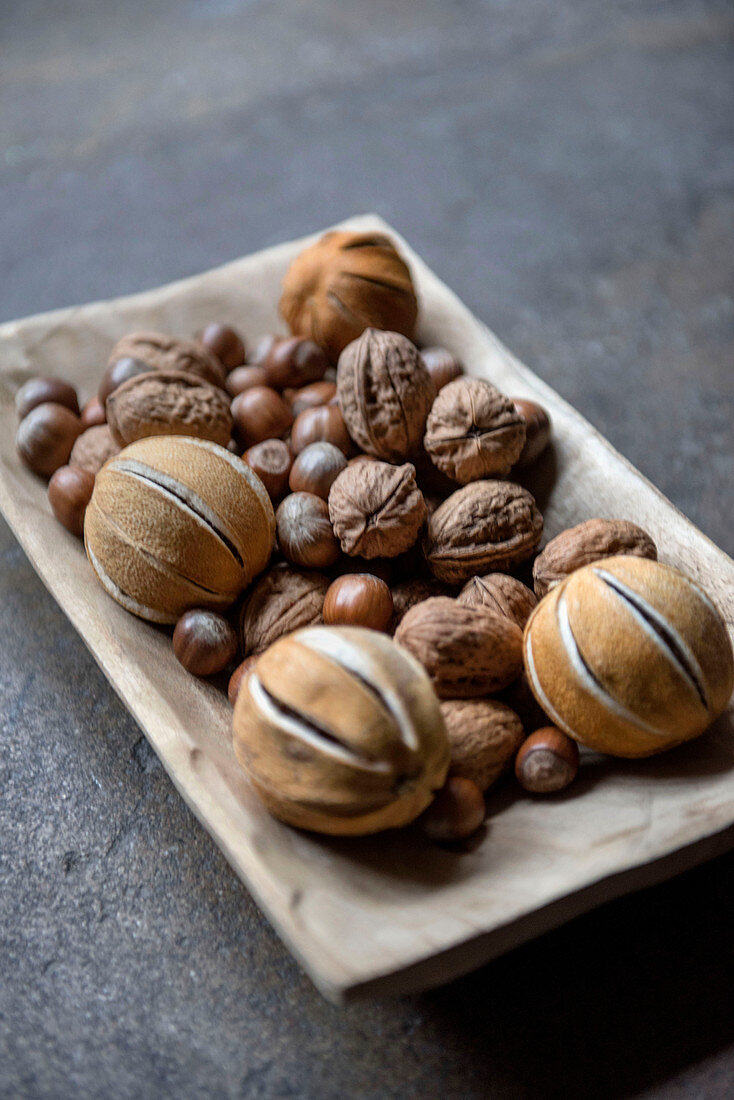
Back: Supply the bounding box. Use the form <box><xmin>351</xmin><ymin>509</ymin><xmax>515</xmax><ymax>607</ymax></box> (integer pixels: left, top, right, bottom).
<box><xmin>47</xmin><ymin>465</ymin><xmax>95</xmax><ymax>537</ymax></box>
<box><xmin>107</xmin><ymin>331</ymin><xmax>225</xmax><ymax>388</ymax></box>
<box><xmin>291</xmin><ymin>380</ymin><xmax>338</xmax><ymax>417</ymax></box>
<box><xmin>512</xmin><ymin>398</ymin><xmax>551</xmax><ymax>467</ymax></box>
<box><xmin>80</xmin><ymin>396</ymin><xmax>107</xmax><ymax>429</ymax></box>
<box><xmin>275</xmin><ymin>492</ymin><xmax>340</xmax><ymax>568</ymax></box>
<box><xmin>198</xmin><ymin>323</ymin><xmax>246</xmax><ymax>371</ymax></box>
<box><xmin>243</xmin><ymin>439</ymin><xmax>292</xmax><ymax>501</ymax></box>
<box><xmin>172</xmin><ymin>609</ymin><xmax>239</xmax><ymax>677</ymax></box>
<box><xmin>515</xmin><ymin>727</ymin><xmax>579</xmax><ymax>793</ymax></box>
<box><xmin>441</xmin><ymin>698</ymin><xmax>525</xmax><ymax>791</ymax></box>
<box><xmin>98</xmin><ymin>357</ymin><xmax>154</xmax><ymax>405</ymax></box>
<box><xmin>395</xmin><ymin>596</ymin><xmax>523</xmax><ymax>698</ymax></box>
<box><xmin>84</xmin><ymin>436</ymin><xmax>275</xmax><ymax>623</ymax></box>
<box><xmin>288</xmin><ymin>441</ymin><xmax>347</xmax><ymax>499</ymax></box>
<box><xmin>262</xmin><ymin>336</ymin><xmax>329</xmax><ymax>389</ymax></box>
<box><xmin>524</xmin><ymin>556</ymin><xmax>734</xmax><ymax>758</ymax></box>
<box><xmin>16</xmin><ymin>376</ymin><xmax>79</xmax><ymax>420</ymax></box>
<box><xmin>391</xmin><ymin>577</ymin><xmax>448</xmax><ymax>627</ymax></box>
<box><xmin>336</xmin><ymin>329</ymin><xmax>433</xmax><ymax>462</ymax></box>
<box><xmin>421</xmin><ymin>347</ymin><xmax>463</xmax><ymax>393</ymax></box>
<box><xmin>419</xmin><ymin>777</ymin><xmax>485</xmax><ymax>842</ymax></box>
<box><xmin>290</xmin><ymin>403</ymin><xmax>352</xmax><ymax>456</ymax></box>
<box><xmin>106</xmin><ymin>370</ymin><xmax>233</xmax><ymax>448</ymax></box>
<box><xmin>248</xmin><ymin>334</ymin><xmax>284</xmax><ymax>365</ymax></box>
<box><xmin>532</xmin><ymin>518</ymin><xmax>657</xmax><ymax>599</ymax></box>
<box><xmin>16</xmin><ymin>403</ymin><xmax>83</xmax><ymax>478</ymax></box>
<box><xmin>232</xmin><ymin>626</ymin><xmax>449</xmax><ymax>835</ymax></box>
<box><xmin>323</xmin><ymin>574</ymin><xmax>394</xmax><ymax>632</ymax></box>
<box><xmin>225</xmin><ymin>365</ymin><xmax>269</xmax><ymax>398</ymax></box>
<box><xmin>458</xmin><ymin>573</ymin><xmax>537</xmax><ymax>630</ymax></box>
<box><xmin>424</xmin><ymin>480</ymin><xmax>543</xmax><ymax>583</ymax></box>
<box><xmin>424</xmin><ymin>377</ymin><xmax>526</xmax><ymax>483</ymax></box>
<box><xmin>228</xmin><ymin>656</ymin><xmax>259</xmax><ymax>706</ymax></box>
<box><xmin>328</xmin><ymin>461</ymin><xmax>427</xmax><ymax>559</ymax></box>
<box><xmin>279</xmin><ymin>230</ymin><xmax>418</xmax><ymax>363</ymax></box>
<box><xmin>69</xmin><ymin>424</ymin><xmax>121</xmax><ymax>476</ymax></box>
<box><xmin>239</xmin><ymin>564</ymin><xmax>330</xmax><ymax>656</ymax></box>
<box><xmin>231</xmin><ymin>385</ymin><xmax>293</xmax><ymax>448</ymax></box>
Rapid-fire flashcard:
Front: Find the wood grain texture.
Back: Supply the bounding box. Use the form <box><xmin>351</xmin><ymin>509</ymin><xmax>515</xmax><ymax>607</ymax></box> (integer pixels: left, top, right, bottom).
<box><xmin>0</xmin><ymin>215</ymin><xmax>732</xmax><ymax>1003</ymax></box>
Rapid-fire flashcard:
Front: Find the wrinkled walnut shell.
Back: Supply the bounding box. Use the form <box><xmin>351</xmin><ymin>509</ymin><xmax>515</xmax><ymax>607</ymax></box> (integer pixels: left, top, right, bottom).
<box><xmin>108</xmin><ymin>331</ymin><xmax>225</xmax><ymax>388</ymax></box>
<box><xmin>106</xmin><ymin>370</ymin><xmax>232</xmax><ymax>448</ymax></box>
<box><xmin>424</xmin><ymin>480</ymin><xmax>543</xmax><ymax>583</ymax></box>
<box><xmin>532</xmin><ymin>518</ymin><xmax>657</xmax><ymax>598</ymax></box>
<box><xmin>69</xmin><ymin>424</ymin><xmax>121</xmax><ymax>476</ymax></box>
<box><xmin>458</xmin><ymin>573</ymin><xmax>537</xmax><ymax>630</ymax></box>
<box><xmin>337</xmin><ymin>329</ymin><xmax>434</xmax><ymax>462</ymax></box>
<box><xmin>328</xmin><ymin>460</ymin><xmax>426</xmax><ymax>559</ymax></box>
<box><xmin>424</xmin><ymin>377</ymin><xmax>526</xmax><ymax>483</ymax></box>
<box><xmin>239</xmin><ymin>564</ymin><xmax>331</xmax><ymax>656</ymax></box>
<box><xmin>395</xmin><ymin>596</ymin><xmax>523</xmax><ymax>698</ymax></box>
<box><xmin>441</xmin><ymin>698</ymin><xmax>525</xmax><ymax>790</ymax></box>
<box><xmin>279</xmin><ymin>231</ymin><xmax>418</xmax><ymax>363</ymax></box>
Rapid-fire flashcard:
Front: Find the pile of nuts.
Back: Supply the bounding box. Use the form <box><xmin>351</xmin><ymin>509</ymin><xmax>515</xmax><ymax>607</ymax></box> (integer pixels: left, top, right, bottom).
<box><xmin>15</xmin><ymin>230</ymin><xmax>733</xmax><ymax>844</ymax></box>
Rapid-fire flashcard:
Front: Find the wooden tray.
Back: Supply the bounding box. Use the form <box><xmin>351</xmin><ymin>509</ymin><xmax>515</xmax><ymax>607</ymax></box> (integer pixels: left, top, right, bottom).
<box><xmin>1</xmin><ymin>215</ymin><xmax>733</xmax><ymax>1003</ymax></box>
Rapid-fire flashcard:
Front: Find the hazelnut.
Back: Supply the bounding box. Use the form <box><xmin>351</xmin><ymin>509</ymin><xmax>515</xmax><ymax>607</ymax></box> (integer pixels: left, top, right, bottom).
<box><xmin>231</xmin><ymin>385</ymin><xmax>293</xmax><ymax>448</ymax></box>
<box><xmin>226</xmin><ymin>365</ymin><xmax>270</xmax><ymax>398</ymax></box>
<box><xmin>290</xmin><ymin>404</ymin><xmax>352</xmax><ymax>456</ymax></box>
<box><xmin>198</xmin><ymin>323</ymin><xmax>246</xmax><ymax>371</ymax></box>
<box><xmin>512</xmin><ymin>397</ymin><xmax>551</xmax><ymax>467</ymax></box>
<box><xmin>98</xmin><ymin>356</ymin><xmax>152</xmax><ymax>405</ymax></box>
<box><xmin>228</xmin><ymin>656</ymin><xmax>258</xmax><ymax>706</ymax></box>
<box><xmin>323</xmin><ymin>574</ymin><xmax>394</xmax><ymax>631</ymax></box>
<box><xmin>47</xmin><ymin>465</ymin><xmax>95</xmax><ymax>536</ymax></box>
<box><xmin>275</xmin><ymin>492</ymin><xmax>340</xmax><ymax>568</ymax></box>
<box><xmin>243</xmin><ymin>439</ymin><xmax>292</xmax><ymax>501</ymax></box>
<box><xmin>515</xmin><ymin>727</ymin><xmax>579</xmax><ymax>793</ymax></box>
<box><xmin>80</xmin><ymin>395</ymin><xmax>106</xmax><ymax>428</ymax></box>
<box><xmin>421</xmin><ymin>347</ymin><xmax>463</xmax><ymax>393</ymax></box>
<box><xmin>288</xmin><ymin>441</ymin><xmax>347</xmax><ymax>499</ymax></box>
<box><xmin>419</xmin><ymin>777</ymin><xmax>485</xmax><ymax>842</ymax></box>
<box><xmin>16</xmin><ymin>403</ymin><xmax>82</xmax><ymax>478</ymax></box>
<box><xmin>291</xmin><ymin>380</ymin><xmax>337</xmax><ymax>417</ymax></box>
<box><xmin>248</xmin><ymin>333</ymin><xmax>283</xmax><ymax>365</ymax></box>
<box><xmin>15</xmin><ymin>376</ymin><xmax>79</xmax><ymax>420</ymax></box>
<box><xmin>262</xmin><ymin>336</ymin><xmax>329</xmax><ymax>389</ymax></box>
<box><xmin>172</xmin><ymin>609</ymin><xmax>239</xmax><ymax>677</ymax></box>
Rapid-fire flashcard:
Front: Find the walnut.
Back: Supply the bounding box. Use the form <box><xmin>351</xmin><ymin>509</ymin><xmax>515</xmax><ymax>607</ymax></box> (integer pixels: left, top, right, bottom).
<box><xmin>328</xmin><ymin>461</ymin><xmax>427</xmax><ymax>559</ymax></box>
<box><xmin>441</xmin><ymin>699</ymin><xmax>525</xmax><ymax>790</ymax></box>
<box><xmin>336</xmin><ymin>329</ymin><xmax>434</xmax><ymax>462</ymax></box>
<box><xmin>532</xmin><ymin>518</ymin><xmax>658</xmax><ymax>598</ymax></box>
<box><xmin>239</xmin><ymin>564</ymin><xmax>330</xmax><ymax>656</ymax></box>
<box><xmin>69</xmin><ymin>424</ymin><xmax>120</xmax><ymax>476</ymax></box>
<box><xmin>424</xmin><ymin>480</ymin><xmax>543</xmax><ymax>583</ymax></box>
<box><xmin>279</xmin><ymin>231</ymin><xmax>418</xmax><ymax>363</ymax></box>
<box><xmin>106</xmin><ymin>371</ymin><xmax>233</xmax><ymax>448</ymax></box>
<box><xmin>394</xmin><ymin>596</ymin><xmax>523</xmax><ymax>697</ymax></box>
<box><xmin>457</xmin><ymin>573</ymin><xmax>537</xmax><ymax>630</ymax></box>
<box><xmin>424</xmin><ymin>377</ymin><xmax>526</xmax><ymax>483</ymax></box>
<box><xmin>391</xmin><ymin>577</ymin><xmax>448</xmax><ymax>627</ymax></box>
<box><xmin>108</xmin><ymin>331</ymin><xmax>225</xmax><ymax>388</ymax></box>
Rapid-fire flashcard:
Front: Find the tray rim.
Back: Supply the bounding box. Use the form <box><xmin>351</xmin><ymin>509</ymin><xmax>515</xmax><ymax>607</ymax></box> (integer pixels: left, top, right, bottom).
<box><xmin>1</xmin><ymin>213</ymin><xmax>733</xmax><ymax>1004</ymax></box>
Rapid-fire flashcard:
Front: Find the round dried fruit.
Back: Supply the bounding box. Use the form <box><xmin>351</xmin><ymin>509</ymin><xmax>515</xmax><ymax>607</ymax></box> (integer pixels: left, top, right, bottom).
<box><xmin>395</xmin><ymin>596</ymin><xmax>523</xmax><ymax>698</ymax></box>
<box><xmin>84</xmin><ymin>437</ymin><xmax>275</xmax><ymax>623</ymax></box>
<box><xmin>337</xmin><ymin>329</ymin><xmax>434</xmax><ymax>462</ymax></box>
<box><xmin>279</xmin><ymin>230</ymin><xmax>418</xmax><ymax>363</ymax></box>
<box><xmin>524</xmin><ymin>556</ymin><xmax>734</xmax><ymax>757</ymax></box>
<box><xmin>441</xmin><ymin>698</ymin><xmax>525</xmax><ymax>790</ymax></box>
<box><xmin>457</xmin><ymin>573</ymin><xmax>537</xmax><ymax>630</ymax></box>
<box><xmin>424</xmin><ymin>480</ymin><xmax>543</xmax><ymax>583</ymax></box>
<box><xmin>532</xmin><ymin>518</ymin><xmax>657</xmax><ymax>599</ymax></box>
<box><xmin>424</xmin><ymin>377</ymin><xmax>526</xmax><ymax>483</ymax></box>
<box><xmin>239</xmin><ymin>564</ymin><xmax>330</xmax><ymax>657</ymax></box>
<box><xmin>328</xmin><ymin>461</ymin><xmax>427</xmax><ymax>559</ymax></box>
<box><xmin>232</xmin><ymin>626</ymin><xmax>449</xmax><ymax>835</ymax></box>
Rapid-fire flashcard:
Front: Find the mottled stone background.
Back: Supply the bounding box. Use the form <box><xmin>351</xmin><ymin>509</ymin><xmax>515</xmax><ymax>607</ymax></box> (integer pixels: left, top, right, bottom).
<box><xmin>1</xmin><ymin>2</ymin><xmax>733</xmax><ymax>1097</ymax></box>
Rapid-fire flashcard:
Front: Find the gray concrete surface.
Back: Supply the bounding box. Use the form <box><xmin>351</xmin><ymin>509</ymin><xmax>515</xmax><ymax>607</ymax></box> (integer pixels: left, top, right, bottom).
<box><xmin>1</xmin><ymin>1</ymin><xmax>733</xmax><ymax>1097</ymax></box>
